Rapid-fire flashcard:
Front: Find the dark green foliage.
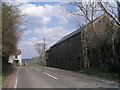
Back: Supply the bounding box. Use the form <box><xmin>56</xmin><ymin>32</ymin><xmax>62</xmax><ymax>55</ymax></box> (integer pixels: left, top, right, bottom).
<box><xmin>2</xmin><ymin>2</ymin><xmax>22</xmax><ymax>79</ymax></box>
<box><xmin>2</xmin><ymin>2</ymin><xmax>22</xmax><ymax>55</ymax></box>
<box><xmin>80</xmin><ymin>14</ymin><xmax>120</xmax><ymax>73</ymax></box>
<box><xmin>87</xmin><ymin>27</ymin><xmax>120</xmax><ymax>73</ymax></box>
<box><xmin>2</xmin><ymin>56</ymin><xmax>14</xmax><ymax>81</ymax></box>
<box><xmin>79</xmin><ymin>68</ymin><xmax>119</xmax><ymax>80</ymax></box>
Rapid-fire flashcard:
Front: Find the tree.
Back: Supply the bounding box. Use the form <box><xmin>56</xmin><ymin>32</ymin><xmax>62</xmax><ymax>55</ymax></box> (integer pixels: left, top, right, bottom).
<box><xmin>62</xmin><ymin>1</ymin><xmax>120</xmax><ymax>72</ymax></box>
<box><xmin>98</xmin><ymin>1</ymin><xmax>120</xmax><ymax>26</ymax></box>
<box><xmin>117</xmin><ymin>2</ymin><xmax>120</xmax><ymax>22</ymax></box>
<box><xmin>2</xmin><ymin>2</ymin><xmax>23</xmax><ymax>73</ymax></box>
<box><xmin>34</xmin><ymin>42</ymin><xmax>46</xmax><ymax>60</ymax></box>
<box><xmin>2</xmin><ymin>2</ymin><xmax>23</xmax><ymax>56</ymax></box>
<box><xmin>0</xmin><ymin>2</ymin><xmax>2</xmax><ymax>56</ymax></box>
<box><xmin>63</xmin><ymin>1</ymin><xmax>101</xmax><ymax>68</ymax></box>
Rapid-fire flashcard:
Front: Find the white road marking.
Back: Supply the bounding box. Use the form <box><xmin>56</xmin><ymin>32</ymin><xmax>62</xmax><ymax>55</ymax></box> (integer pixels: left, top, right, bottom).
<box><xmin>15</xmin><ymin>67</ymin><xmax>19</xmax><ymax>88</ymax></box>
<box><xmin>43</xmin><ymin>72</ymin><xmax>58</xmax><ymax>80</ymax></box>
<box><xmin>35</xmin><ymin>68</ymin><xmax>40</xmax><ymax>71</ymax></box>
<box><xmin>34</xmin><ymin>67</ymin><xmax>58</xmax><ymax>80</ymax></box>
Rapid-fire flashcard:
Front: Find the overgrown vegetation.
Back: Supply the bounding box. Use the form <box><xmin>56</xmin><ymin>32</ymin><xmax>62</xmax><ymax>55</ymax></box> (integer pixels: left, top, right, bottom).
<box><xmin>79</xmin><ymin>68</ymin><xmax>120</xmax><ymax>80</ymax></box>
<box><xmin>2</xmin><ymin>2</ymin><xmax>23</xmax><ymax>81</ymax></box>
<box><xmin>0</xmin><ymin>76</ymin><xmax>1</xmax><ymax>87</ymax></box>
<box><xmin>2</xmin><ymin>65</ymin><xmax>14</xmax><ymax>81</ymax></box>
<box><xmin>64</xmin><ymin>1</ymin><xmax>120</xmax><ymax>73</ymax></box>
<box><xmin>28</xmin><ymin>57</ymin><xmax>46</xmax><ymax>66</ymax></box>
<box><xmin>85</xmin><ymin>15</ymin><xmax>120</xmax><ymax>73</ymax></box>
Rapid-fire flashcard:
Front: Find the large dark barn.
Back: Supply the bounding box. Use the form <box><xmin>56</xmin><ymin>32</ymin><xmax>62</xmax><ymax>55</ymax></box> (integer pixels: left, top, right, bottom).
<box><xmin>46</xmin><ymin>28</ymin><xmax>83</xmax><ymax>71</ymax></box>
<box><xmin>46</xmin><ymin>14</ymin><xmax>120</xmax><ymax>72</ymax></box>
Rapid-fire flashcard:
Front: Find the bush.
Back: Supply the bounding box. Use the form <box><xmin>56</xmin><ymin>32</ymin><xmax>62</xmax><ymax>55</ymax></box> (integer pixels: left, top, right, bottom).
<box><xmin>79</xmin><ymin>68</ymin><xmax>120</xmax><ymax>80</ymax></box>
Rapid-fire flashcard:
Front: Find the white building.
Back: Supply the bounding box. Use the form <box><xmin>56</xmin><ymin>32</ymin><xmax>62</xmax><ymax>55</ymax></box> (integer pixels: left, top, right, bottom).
<box><xmin>8</xmin><ymin>49</ymin><xmax>22</xmax><ymax>66</ymax></box>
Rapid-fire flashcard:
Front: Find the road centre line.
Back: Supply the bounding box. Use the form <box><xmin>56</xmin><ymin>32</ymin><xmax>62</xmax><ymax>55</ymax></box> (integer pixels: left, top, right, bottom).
<box><xmin>34</xmin><ymin>67</ymin><xmax>58</xmax><ymax>80</ymax></box>
<box><xmin>35</xmin><ymin>68</ymin><xmax>40</xmax><ymax>71</ymax></box>
<box><xmin>43</xmin><ymin>72</ymin><xmax>58</xmax><ymax>80</ymax></box>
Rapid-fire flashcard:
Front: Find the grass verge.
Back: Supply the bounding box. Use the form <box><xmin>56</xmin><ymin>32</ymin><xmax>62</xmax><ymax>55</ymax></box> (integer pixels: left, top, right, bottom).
<box><xmin>0</xmin><ymin>74</ymin><xmax>2</xmax><ymax>88</ymax></box>
<box><xmin>2</xmin><ymin>67</ymin><xmax>14</xmax><ymax>82</ymax></box>
<box><xmin>79</xmin><ymin>68</ymin><xmax>120</xmax><ymax>80</ymax></box>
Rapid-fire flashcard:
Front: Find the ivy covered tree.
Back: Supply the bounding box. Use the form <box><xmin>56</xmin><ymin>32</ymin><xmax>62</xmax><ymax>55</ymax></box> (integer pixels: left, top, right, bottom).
<box><xmin>63</xmin><ymin>1</ymin><xmax>120</xmax><ymax>72</ymax></box>
<box><xmin>2</xmin><ymin>2</ymin><xmax>23</xmax><ymax>73</ymax></box>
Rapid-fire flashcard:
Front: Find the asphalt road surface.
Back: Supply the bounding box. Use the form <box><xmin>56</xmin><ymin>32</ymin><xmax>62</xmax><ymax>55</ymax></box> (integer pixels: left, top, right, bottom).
<box><xmin>13</xmin><ymin>66</ymin><xmax>118</xmax><ymax>88</ymax></box>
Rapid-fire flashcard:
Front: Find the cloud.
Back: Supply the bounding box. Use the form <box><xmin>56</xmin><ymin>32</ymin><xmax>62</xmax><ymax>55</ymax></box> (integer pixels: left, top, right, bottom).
<box><xmin>58</xmin><ymin>16</ymin><xmax>69</xmax><ymax>25</ymax></box>
<box><xmin>41</xmin><ymin>16</ymin><xmax>51</xmax><ymax>25</ymax></box>
<box><xmin>34</xmin><ymin>26</ymin><xmax>69</xmax><ymax>41</ymax></box>
<box><xmin>22</xmin><ymin>4</ymin><xmax>44</xmax><ymax>17</ymax></box>
<box><xmin>19</xmin><ymin>26</ymin><xmax>69</xmax><ymax>49</ymax></box>
<box><xmin>21</xmin><ymin>3</ymin><xmax>70</xmax><ymax>26</ymax></box>
<box><xmin>23</xmin><ymin>30</ymin><xmax>32</xmax><ymax>35</ymax></box>
<box><xmin>19</xmin><ymin>37</ymin><xmax>42</xmax><ymax>47</ymax></box>
<box><xmin>19</xmin><ymin>3</ymin><xmax>74</xmax><ymax>58</ymax></box>
<box><xmin>21</xmin><ymin>4</ymin><xmax>62</xmax><ymax>17</ymax></box>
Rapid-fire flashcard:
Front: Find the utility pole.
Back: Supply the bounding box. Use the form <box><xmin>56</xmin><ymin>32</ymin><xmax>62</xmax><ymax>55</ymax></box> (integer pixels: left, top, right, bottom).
<box><xmin>43</xmin><ymin>38</ymin><xmax>46</xmax><ymax>66</ymax></box>
<box><xmin>43</xmin><ymin>38</ymin><xmax>45</xmax><ymax>54</ymax></box>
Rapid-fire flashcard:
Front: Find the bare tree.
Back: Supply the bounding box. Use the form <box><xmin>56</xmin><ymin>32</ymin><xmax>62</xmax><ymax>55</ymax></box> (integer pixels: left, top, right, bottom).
<box><xmin>64</xmin><ymin>1</ymin><xmax>101</xmax><ymax>68</ymax></box>
<box><xmin>117</xmin><ymin>2</ymin><xmax>120</xmax><ymax>22</ymax></box>
<box><xmin>63</xmin><ymin>1</ymin><xmax>120</xmax><ymax>71</ymax></box>
<box><xmin>34</xmin><ymin>43</ymin><xmax>44</xmax><ymax>58</ymax></box>
<box><xmin>98</xmin><ymin>1</ymin><xmax>120</xmax><ymax>26</ymax></box>
<box><xmin>34</xmin><ymin>40</ymin><xmax>46</xmax><ymax>60</ymax></box>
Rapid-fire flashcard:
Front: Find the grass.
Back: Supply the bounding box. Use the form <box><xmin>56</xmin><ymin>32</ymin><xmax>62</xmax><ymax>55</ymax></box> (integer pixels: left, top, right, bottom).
<box><xmin>0</xmin><ymin>74</ymin><xmax>2</xmax><ymax>83</ymax></box>
<box><xmin>2</xmin><ymin>67</ymin><xmax>13</xmax><ymax>82</ymax></box>
<box><xmin>0</xmin><ymin>75</ymin><xmax>2</xmax><ymax>89</ymax></box>
<box><xmin>79</xmin><ymin>68</ymin><xmax>120</xmax><ymax>80</ymax></box>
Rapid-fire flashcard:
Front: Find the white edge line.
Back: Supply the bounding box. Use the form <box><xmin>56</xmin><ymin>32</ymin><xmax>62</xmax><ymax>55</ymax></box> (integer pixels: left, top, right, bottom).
<box><xmin>15</xmin><ymin>67</ymin><xmax>19</xmax><ymax>88</ymax></box>
<box><xmin>44</xmin><ymin>72</ymin><xmax>58</xmax><ymax>80</ymax></box>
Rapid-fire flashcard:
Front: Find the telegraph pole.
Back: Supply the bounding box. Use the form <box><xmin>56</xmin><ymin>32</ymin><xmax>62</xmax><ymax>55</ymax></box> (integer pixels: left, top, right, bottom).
<box><xmin>43</xmin><ymin>38</ymin><xmax>45</xmax><ymax>53</ymax></box>
<box><xmin>43</xmin><ymin>38</ymin><xmax>46</xmax><ymax>65</ymax></box>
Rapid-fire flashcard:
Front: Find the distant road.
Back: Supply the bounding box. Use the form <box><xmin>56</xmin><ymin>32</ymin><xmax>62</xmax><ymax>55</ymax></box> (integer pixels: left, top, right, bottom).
<box><xmin>15</xmin><ymin>66</ymin><xmax>118</xmax><ymax>88</ymax></box>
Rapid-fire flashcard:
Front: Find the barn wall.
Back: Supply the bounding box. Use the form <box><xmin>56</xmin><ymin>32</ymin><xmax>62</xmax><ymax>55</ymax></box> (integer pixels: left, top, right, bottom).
<box><xmin>47</xmin><ymin>32</ymin><xmax>83</xmax><ymax>71</ymax></box>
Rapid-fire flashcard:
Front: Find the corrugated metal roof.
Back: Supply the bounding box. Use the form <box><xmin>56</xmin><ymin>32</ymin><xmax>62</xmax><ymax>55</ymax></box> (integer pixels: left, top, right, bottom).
<box><xmin>53</xmin><ymin>28</ymin><xmax>81</xmax><ymax>46</ymax></box>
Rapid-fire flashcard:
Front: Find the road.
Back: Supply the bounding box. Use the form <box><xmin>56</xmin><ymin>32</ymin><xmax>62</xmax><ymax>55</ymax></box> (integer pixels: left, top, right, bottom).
<box><xmin>13</xmin><ymin>66</ymin><xmax>118</xmax><ymax>88</ymax></box>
